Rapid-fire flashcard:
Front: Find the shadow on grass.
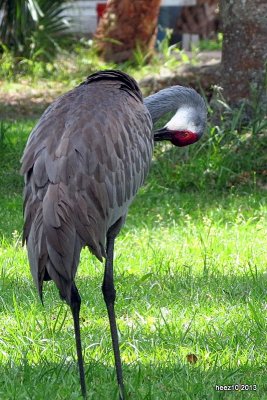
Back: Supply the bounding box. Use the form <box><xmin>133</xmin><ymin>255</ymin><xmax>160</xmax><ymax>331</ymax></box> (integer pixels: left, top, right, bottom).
<box><xmin>0</xmin><ymin>185</ymin><xmax>265</xmax><ymax>243</ymax></box>
<box><xmin>0</xmin><ymin>88</ymin><xmax>62</xmax><ymax>121</ymax></box>
<box><xmin>0</xmin><ymin>118</ymin><xmax>266</xmax><ymax>241</ymax></box>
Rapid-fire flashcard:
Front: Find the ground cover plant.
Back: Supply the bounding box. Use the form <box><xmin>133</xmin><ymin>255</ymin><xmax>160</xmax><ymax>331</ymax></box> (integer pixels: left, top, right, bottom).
<box><xmin>0</xmin><ymin>66</ymin><xmax>267</xmax><ymax>399</ymax></box>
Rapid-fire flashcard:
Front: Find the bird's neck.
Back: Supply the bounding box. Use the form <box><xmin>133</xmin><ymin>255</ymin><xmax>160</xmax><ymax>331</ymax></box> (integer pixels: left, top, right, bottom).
<box><xmin>144</xmin><ymin>86</ymin><xmax>197</xmax><ymax>125</ymax></box>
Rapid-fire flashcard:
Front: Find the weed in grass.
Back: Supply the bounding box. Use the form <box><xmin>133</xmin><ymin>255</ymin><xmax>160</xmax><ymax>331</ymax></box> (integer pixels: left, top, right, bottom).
<box><xmin>197</xmin><ymin>33</ymin><xmax>223</xmax><ymax>52</ymax></box>
<box><xmin>0</xmin><ymin>44</ymin><xmax>16</xmax><ymax>80</ymax></box>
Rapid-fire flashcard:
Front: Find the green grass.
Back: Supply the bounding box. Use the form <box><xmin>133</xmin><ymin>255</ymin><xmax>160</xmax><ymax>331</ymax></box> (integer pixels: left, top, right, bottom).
<box><xmin>0</xmin><ymin>105</ymin><xmax>267</xmax><ymax>400</ymax></box>
<box><xmin>197</xmin><ymin>34</ymin><xmax>223</xmax><ymax>52</ymax></box>
<box><xmin>0</xmin><ymin>35</ymin><xmax>193</xmax><ymax>95</ymax></box>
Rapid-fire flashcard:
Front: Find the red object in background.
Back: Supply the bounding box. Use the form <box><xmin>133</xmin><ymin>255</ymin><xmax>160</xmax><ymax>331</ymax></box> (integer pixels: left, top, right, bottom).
<box><xmin>96</xmin><ymin>3</ymin><xmax>107</xmax><ymax>22</ymax></box>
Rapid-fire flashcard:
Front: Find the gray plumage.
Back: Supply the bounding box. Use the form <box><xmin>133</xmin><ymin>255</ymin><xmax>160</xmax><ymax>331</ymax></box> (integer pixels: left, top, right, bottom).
<box><xmin>21</xmin><ymin>71</ymin><xmax>153</xmax><ymax>303</ymax></box>
<box><xmin>20</xmin><ymin>70</ymin><xmax>207</xmax><ymax>399</ymax></box>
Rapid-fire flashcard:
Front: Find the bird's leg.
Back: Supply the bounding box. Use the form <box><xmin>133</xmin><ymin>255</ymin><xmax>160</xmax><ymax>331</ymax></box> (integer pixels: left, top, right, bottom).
<box><xmin>102</xmin><ymin>235</ymin><xmax>125</xmax><ymax>400</ymax></box>
<box><xmin>70</xmin><ymin>283</ymin><xmax>87</xmax><ymax>399</ymax></box>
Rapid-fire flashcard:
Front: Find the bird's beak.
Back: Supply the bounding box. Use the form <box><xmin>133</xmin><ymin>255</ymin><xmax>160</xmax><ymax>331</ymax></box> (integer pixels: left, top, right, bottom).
<box><xmin>154</xmin><ymin>127</ymin><xmax>172</xmax><ymax>141</ymax></box>
<box><xmin>154</xmin><ymin>127</ymin><xmax>199</xmax><ymax>147</ymax></box>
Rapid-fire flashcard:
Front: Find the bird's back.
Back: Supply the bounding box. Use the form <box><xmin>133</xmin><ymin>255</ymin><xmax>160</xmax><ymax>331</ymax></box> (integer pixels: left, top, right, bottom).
<box><xmin>21</xmin><ymin>71</ymin><xmax>153</xmax><ymax>303</ymax></box>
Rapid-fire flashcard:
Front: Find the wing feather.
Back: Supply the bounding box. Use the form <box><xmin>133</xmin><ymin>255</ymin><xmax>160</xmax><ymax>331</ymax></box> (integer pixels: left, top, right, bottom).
<box><xmin>21</xmin><ymin>74</ymin><xmax>153</xmax><ymax>303</ymax></box>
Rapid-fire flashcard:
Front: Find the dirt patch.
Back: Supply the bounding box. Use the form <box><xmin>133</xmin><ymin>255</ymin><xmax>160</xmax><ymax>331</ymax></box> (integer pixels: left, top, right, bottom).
<box><xmin>0</xmin><ymin>81</ymin><xmax>66</xmax><ymax>120</ymax></box>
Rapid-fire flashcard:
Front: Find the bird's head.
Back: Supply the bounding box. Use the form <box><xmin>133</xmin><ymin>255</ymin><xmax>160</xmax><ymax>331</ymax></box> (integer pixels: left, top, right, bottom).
<box><xmin>154</xmin><ymin>105</ymin><xmax>207</xmax><ymax>147</ymax></box>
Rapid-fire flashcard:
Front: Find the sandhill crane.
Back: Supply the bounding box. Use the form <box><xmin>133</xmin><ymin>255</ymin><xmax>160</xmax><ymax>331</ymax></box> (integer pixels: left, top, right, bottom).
<box><xmin>20</xmin><ymin>70</ymin><xmax>206</xmax><ymax>399</ymax></box>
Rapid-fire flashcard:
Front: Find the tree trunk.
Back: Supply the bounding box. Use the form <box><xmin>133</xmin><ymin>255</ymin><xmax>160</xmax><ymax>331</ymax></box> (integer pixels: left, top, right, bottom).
<box><xmin>94</xmin><ymin>0</ymin><xmax>162</xmax><ymax>62</ymax></box>
<box><xmin>219</xmin><ymin>0</ymin><xmax>267</xmax><ymax>105</ymax></box>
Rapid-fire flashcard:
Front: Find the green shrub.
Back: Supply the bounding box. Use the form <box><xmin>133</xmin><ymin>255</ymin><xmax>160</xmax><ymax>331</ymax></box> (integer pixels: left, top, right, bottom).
<box><xmin>0</xmin><ymin>0</ymin><xmax>71</xmax><ymax>61</ymax></box>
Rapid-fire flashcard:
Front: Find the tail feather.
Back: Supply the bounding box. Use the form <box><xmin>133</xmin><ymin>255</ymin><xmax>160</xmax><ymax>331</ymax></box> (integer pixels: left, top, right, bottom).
<box><xmin>25</xmin><ymin>182</ymin><xmax>83</xmax><ymax>304</ymax></box>
<box><xmin>25</xmin><ymin>177</ymin><xmax>106</xmax><ymax>303</ymax></box>
<box><xmin>27</xmin><ymin>206</ymin><xmax>48</xmax><ymax>300</ymax></box>
<box><xmin>42</xmin><ymin>183</ymin><xmax>82</xmax><ymax>303</ymax></box>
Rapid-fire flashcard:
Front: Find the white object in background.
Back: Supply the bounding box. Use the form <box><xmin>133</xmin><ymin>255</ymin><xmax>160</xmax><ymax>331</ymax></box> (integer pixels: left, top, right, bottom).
<box><xmin>182</xmin><ymin>33</ymin><xmax>199</xmax><ymax>50</ymax></box>
<box><xmin>63</xmin><ymin>0</ymin><xmax>197</xmax><ymax>36</ymax></box>
<box><xmin>63</xmin><ymin>1</ymin><xmax>101</xmax><ymax>34</ymax></box>
<box><xmin>161</xmin><ymin>0</ymin><xmax>196</xmax><ymax>5</ymax></box>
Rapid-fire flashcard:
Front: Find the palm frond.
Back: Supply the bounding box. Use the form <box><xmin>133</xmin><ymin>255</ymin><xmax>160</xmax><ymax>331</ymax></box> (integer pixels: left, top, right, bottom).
<box><xmin>0</xmin><ymin>0</ymin><xmax>72</xmax><ymax>60</ymax></box>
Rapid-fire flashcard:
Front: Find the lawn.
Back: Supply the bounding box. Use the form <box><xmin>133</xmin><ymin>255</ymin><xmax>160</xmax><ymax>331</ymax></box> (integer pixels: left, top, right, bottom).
<box><xmin>0</xmin><ymin>90</ymin><xmax>267</xmax><ymax>399</ymax></box>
